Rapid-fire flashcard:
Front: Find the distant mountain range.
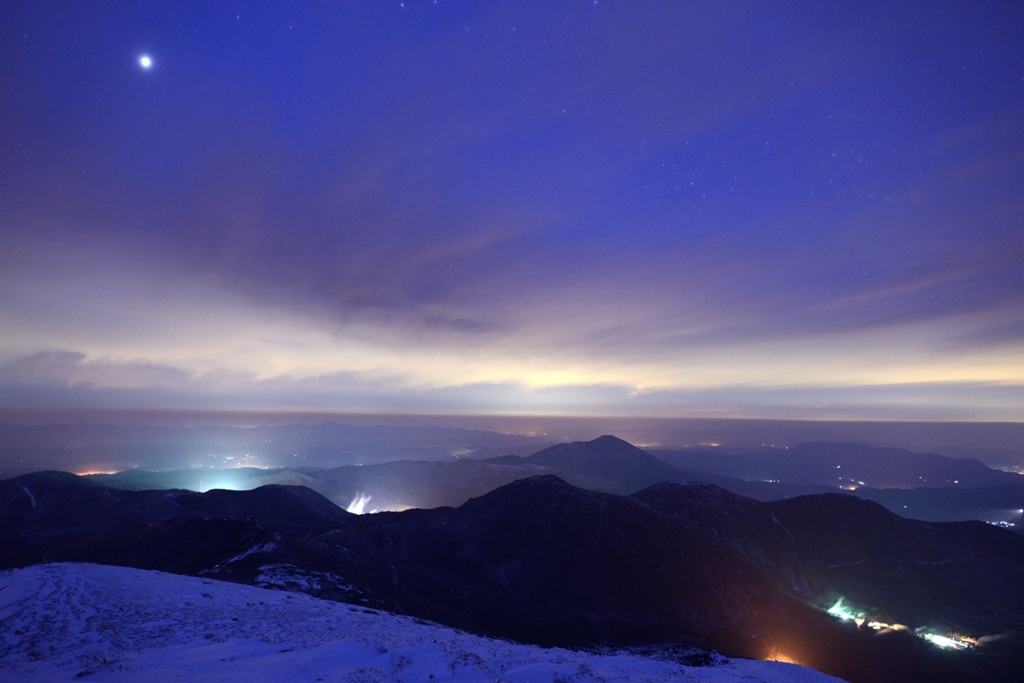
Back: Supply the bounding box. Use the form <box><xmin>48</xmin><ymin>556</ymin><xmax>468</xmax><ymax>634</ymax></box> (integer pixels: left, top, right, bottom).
<box><xmin>654</xmin><ymin>442</ymin><xmax>1024</xmax><ymax>529</ymax></box>
<box><xmin>651</xmin><ymin>442</ymin><xmax>1024</xmax><ymax>488</ymax></box>
<box><xmin>85</xmin><ymin>435</ymin><xmax>692</xmax><ymax>510</ymax></box>
<box><xmin>82</xmin><ymin>436</ymin><xmax>1024</xmax><ymax>530</ymax></box>
<box><xmin>0</xmin><ymin>421</ymin><xmax>552</xmax><ymax>476</ymax></box>
<box><xmin>4</xmin><ymin>439</ymin><xmax>1024</xmax><ymax>682</ymax></box>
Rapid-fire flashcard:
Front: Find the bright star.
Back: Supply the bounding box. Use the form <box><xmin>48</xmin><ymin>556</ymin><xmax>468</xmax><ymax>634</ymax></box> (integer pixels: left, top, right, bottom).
<box><xmin>139</xmin><ymin>55</ymin><xmax>152</xmax><ymax>69</ymax></box>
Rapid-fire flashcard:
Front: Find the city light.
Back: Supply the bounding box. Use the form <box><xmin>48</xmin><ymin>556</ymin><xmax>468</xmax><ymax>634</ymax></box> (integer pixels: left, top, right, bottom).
<box><xmin>920</xmin><ymin>633</ymin><xmax>976</xmax><ymax>650</ymax></box>
<box><xmin>826</xmin><ymin>597</ymin><xmax>974</xmax><ymax>650</ymax></box>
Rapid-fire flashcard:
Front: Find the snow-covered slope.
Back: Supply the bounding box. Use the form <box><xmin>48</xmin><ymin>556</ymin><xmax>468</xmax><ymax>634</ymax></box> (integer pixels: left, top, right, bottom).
<box><xmin>0</xmin><ymin>563</ymin><xmax>844</xmax><ymax>682</ymax></box>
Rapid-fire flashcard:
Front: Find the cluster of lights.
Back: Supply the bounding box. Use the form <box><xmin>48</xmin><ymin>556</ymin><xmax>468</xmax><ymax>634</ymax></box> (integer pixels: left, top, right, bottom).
<box><xmin>986</xmin><ymin>509</ymin><xmax>1024</xmax><ymax>528</ymax></box>
<box><xmin>920</xmin><ymin>633</ymin><xmax>976</xmax><ymax>650</ymax></box>
<box><xmin>826</xmin><ymin>598</ymin><xmax>974</xmax><ymax>650</ymax></box>
<box><xmin>833</xmin><ymin>467</ymin><xmax>870</xmax><ymax>489</ymax></box>
<box><xmin>196</xmin><ymin>452</ymin><xmax>273</xmax><ymax>469</ymax></box>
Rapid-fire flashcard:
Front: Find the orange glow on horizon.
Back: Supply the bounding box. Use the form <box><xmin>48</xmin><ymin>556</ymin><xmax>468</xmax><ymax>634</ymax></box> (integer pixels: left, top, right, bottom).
<box><xmin>764</xmin><ymin>648</ymin><xmax>803</xmax><ymax>666</ymax></box>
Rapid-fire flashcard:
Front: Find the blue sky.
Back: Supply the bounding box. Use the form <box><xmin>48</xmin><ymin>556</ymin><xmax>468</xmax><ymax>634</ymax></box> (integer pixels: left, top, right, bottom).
<box><xmin>1</xmin><ymin>1</ymin><xmax>1022</xmax><ymax>419</ymax></box>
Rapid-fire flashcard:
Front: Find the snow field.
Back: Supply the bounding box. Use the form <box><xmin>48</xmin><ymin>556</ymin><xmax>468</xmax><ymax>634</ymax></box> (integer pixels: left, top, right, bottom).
<box><xmin>0</xmin><ymin>563</ymin><xmax>844</xmax><ymax>682</ymax></box>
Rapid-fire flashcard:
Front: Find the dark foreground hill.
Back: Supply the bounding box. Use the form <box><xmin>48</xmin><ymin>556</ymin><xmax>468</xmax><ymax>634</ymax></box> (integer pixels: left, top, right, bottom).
<box><xmin>634</xmin><ymin>482</ymin><xmax>1024</xmax><ymax>637</ymax></box>
<box><xmin>3</xmin><ymin>470</ymin><xmax>1024</xmax><ymax>682</ymax></box>
<box><xmin>0</xmin><ymin>562</ymin><xmax>845</xmax><ymax>682</ymax></box>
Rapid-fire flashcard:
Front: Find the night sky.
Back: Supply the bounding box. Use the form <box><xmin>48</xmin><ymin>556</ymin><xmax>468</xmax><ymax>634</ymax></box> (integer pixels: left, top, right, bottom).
<box><xmin>1</xmin><ymin>1</ymin><xmax>1022</xmax><ymax>419</ymax></box>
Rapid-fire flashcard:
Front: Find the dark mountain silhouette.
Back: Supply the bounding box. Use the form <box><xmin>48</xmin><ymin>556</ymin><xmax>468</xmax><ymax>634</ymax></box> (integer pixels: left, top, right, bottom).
<box><xmin>850</xmin><ymin>483</ymin><xmax>1024</xmax><ymax>526</ymax></box>
<box><xmin>509</xmin><ymin>434</ymin><xmax>686</xmax><ymax>494</ymax></box>
<box><xmin>312</xmin><ymin>476</ymin><xmax>848</xmax><ymax>656</ymax></box>
<box><xmin>87</xmin><ymin>435</ymin><xmax>691</xmax><ymax>511</ymax></box>
<box><xmin>82</xmin><ymin>437</ymin><xmax>1024</xmax><ymax>532</ymax></box>
<box><xmin>84</xmin><ymin>466</ymin><xmax>314</xmax><ymax>492</ymax></box>
<box><xmin>0</xmin><ymin>470</ymin><xmax>350</xmax><ymax>546</ymax></box>
<box><xmin>4</xmin><ymin>465</ymin><xmax>1024</xmax><ymax>681</ymax></box>
<box><xmin>633</xmin><ymin>481</ymin><xmax>1024</xmax><ymax>636</ymax></box>
<box><xmin>310</xmin><ymin>457</ymin><xmax>546</xmax><ymax>510</ymax></box>
<box><xmin>648</xmin><ymin>443</ymin><xmax>1024</xmax><ymax>530</ymax></box>
<box><xmin>641</xmin><ymin>475</ymin><xmax>1024</xmax><ymax>533</ymax></box>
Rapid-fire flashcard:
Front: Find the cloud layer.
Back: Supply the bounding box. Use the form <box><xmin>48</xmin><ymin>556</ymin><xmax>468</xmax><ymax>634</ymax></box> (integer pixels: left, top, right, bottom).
<box><xmin>1</xmin><ymin>2</ymin><xmax>1022</xmax><ymax>418</ymax></box>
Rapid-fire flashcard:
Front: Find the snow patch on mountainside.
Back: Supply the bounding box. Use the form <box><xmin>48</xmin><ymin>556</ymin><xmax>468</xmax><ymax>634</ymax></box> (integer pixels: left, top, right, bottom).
<box><xmin>254</xmin><ymin>562</ymin><xmax>357</xmax><ymax>594</ymax></box>
<box><xmin>0</xmin><ymin>563</ymin><xmax>845</xmax><ymax>682</ymax></box>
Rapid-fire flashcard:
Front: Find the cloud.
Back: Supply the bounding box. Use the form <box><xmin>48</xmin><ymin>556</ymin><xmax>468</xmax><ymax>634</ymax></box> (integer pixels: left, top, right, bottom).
<box><xmin>1</xmin><ymin>3</ymin><xmax>1022</xmax><ymax>418</ymax></box>
<box><xmin>1</xmin><ymin>229</ymin><xmax>1023</xmax><ymax>421</ymax></box>
<box><xmin>0</xmin><ymin>351</ymin><xmax>193</xmax><ymax>389</ymax></box>
<box><xmin>1</xmin><ymin>350</ymin><xmax>1021</xmax><ymax>421</ymax></box>
<box><xmin>954</xmin><ymin>319</ymin><xmax>1024</xmax><ymax>347</ymax></box>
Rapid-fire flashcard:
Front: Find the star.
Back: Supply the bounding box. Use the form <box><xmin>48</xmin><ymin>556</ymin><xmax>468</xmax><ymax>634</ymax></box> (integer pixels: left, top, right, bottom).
<box><xmin>139</xmin><ymin>55</ymin><xmax>153</xmax><ymax>69</ymax></box>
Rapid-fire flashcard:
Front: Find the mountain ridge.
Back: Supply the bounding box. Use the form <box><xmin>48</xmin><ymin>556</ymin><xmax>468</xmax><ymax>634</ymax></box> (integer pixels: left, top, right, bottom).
<box><xmin>5</xmin><ymin>465</ymin><xmax>1024</xmax><ymax>681</ymax></box>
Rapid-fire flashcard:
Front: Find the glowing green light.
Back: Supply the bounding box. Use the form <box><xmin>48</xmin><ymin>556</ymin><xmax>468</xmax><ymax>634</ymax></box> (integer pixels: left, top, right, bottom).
<box><xmin>826</xmin><ymin>598</ymin><xmax>862</xmax><ymax>621</ymax></box>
